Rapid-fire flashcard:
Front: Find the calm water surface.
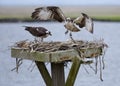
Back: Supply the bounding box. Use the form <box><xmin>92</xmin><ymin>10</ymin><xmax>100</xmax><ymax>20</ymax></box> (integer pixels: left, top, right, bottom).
<box><xmin>0</xmin><ymin>21</ymin><xmax>120</xmax><ymax>86</ymax></box>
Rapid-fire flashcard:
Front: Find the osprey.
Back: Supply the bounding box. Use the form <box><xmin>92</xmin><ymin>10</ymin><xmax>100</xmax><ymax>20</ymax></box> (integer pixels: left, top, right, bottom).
<box><xmin>24</xmin><ymin>26</ymin><xmax>52</xmax><ymax>42</ymax></box>
<box><xmin>31</xmin><ymin>6</ymin><xmax>93</xmax><ymax>40</ymax></box>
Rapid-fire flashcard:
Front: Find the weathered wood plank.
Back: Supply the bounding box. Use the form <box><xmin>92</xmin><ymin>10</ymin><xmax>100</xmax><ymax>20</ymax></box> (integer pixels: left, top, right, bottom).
<box><xmin>11</xmin><ymin>47</ymin><xmax>102</xmax><ymax>62</ymax></box>
<box><xmin>51</xmin><ymin>63</ymin><xmax>65</xmax><ymax>86</ymax></box>
<box><xmin>65</xmin><ymin>57</ymin><xmax>82</xmax><ymax>86</ymax></box>
<box><xmin>35</xmin><ymin>61</ymin><xmax>52</xmax><ymax>86</ymax></box>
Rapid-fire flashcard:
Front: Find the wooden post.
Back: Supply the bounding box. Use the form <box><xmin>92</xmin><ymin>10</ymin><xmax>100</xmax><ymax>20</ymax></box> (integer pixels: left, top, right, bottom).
<box><xmin>35</xmin><ymin>61</ymin><xmax>53</xmax><ymax>86</ymax></box>
<box><xmin>65</xmin><ymin>58</ymin><xmax>82</xmax><ymax>86</ymax></box>
<box><xmin>51</xmin><ymin>62</ymin><xmax>65</xmax><ymax>86</ymax></box>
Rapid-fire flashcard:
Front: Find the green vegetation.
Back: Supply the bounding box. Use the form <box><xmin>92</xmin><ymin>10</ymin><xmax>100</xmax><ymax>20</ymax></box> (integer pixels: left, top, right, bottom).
<box><xmin>0</xmin><ymin>15</ymin><xmax>30</xmax><ymax>20</ymax></box>
<box><xmin>0</xmin><ymin>14</ymin><xmax>120</xmax><ymax>21</ymax></box>
<box><xmin>92</xmin><ymin>16</ymin><xmax>120</xmax><ymax>21</ymax></box>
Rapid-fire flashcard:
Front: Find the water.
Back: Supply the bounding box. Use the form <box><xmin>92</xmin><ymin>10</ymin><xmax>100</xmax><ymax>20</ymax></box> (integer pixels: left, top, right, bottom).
<box><xmin>0</xmin><ymin>21</ymin><xmax>120</xmax><ymax>86</ymax></box>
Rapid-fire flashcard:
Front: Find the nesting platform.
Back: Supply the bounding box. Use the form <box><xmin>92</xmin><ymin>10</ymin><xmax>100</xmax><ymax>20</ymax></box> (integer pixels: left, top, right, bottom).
<box><xmin>11</xmin><ymin>40</ymin><xmax>107</xmax><ymax>86</ymax></box>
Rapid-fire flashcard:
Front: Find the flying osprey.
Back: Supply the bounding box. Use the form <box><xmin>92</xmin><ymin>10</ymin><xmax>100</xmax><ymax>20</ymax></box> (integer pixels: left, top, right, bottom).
<box><xmin>24</xmin><ymin>26</ymin><xmax>52</xmax><ymax>42</ymax></box>
<box><xmin>31</xmin><ymin>6</ymin><xmax>93</xmax><ymax>40</ymax></box>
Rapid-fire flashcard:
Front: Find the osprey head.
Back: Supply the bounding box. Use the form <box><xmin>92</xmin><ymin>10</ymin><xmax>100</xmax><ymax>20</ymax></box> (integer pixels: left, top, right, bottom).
<box><xmin>66</xmin><ymin>17</ymin><xmax>72</xmax><ymax>22</ymax></box>
<box><xmin>24</xmin><ymin>26</ymin><xmax>31</xmax><ymax>31</ymax></box>
<box><xmin>46</xmin><ymin>31</ymin><xmax>52</xmax><ymax>36</ymax></box>
<box><xmin>81</xmin><ymin>13</ymin><xmax>89</xmax><ymax>19</ymax></box>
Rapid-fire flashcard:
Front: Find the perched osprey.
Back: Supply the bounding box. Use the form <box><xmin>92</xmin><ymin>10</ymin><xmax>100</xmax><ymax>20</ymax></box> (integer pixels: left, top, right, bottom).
<box><xmin>24</xmin><ymin>26</ymin><xmax>52</xmax><ymax>42</ymax></box>
<box><xmin>31</xmin><ymin>6</ymin><xmax>93</xmax><ymax>40</ymax></box>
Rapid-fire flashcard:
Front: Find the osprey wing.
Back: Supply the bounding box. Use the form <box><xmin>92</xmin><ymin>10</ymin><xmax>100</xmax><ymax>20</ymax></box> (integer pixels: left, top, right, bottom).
<box><xmin>82</xmin><ymin>13</ymin><xmax>93</xmax><ymax>33</ymax></box>
<box><xmin>85</xmin><ymin>15</ymin><xmax>93</xmax><ymax>33</ymax></box>
<box><xmin>31</xmin><ymin>6</ymin><xmax>65</xmax><ymax>22</ymax></box>
<box><xmin>73</xmin><ymin>13</ymin><xmax>93</xmax><ymax>33</ymax></box>
<box><xmin>73</xmin><ymin>14</ymin><xmax>85</xmax><ymax>28</ymax></box>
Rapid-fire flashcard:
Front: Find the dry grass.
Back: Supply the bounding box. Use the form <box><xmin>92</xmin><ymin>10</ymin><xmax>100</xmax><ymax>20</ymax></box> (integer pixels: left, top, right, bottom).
<box><xmin>0</xmin><ymin>5</ymin><xmax>120</xmax><ymax>20</ymax></box>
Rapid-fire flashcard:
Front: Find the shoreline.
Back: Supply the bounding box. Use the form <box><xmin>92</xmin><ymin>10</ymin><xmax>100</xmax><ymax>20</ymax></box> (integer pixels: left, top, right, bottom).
<box><xmin>0</xmin><ymin>18</ymin><xmax>120</xmax><ymax>23</ymax></box>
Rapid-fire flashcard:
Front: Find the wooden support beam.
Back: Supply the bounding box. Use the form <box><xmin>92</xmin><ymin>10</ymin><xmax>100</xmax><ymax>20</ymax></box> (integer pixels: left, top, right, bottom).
<box><xmin>35</xmin><ymin>61</ymin><xmax>52</xmax><ymax>86</ymax></box>
<box><xmin>51</xmin><ymin>63</ymin><xmax>65</xmax><ymax>86</ymax></box>
<box><xmin>65</xmin><ymin>57</ymin><xmax>82</xmax><ymax>86</ymax></box>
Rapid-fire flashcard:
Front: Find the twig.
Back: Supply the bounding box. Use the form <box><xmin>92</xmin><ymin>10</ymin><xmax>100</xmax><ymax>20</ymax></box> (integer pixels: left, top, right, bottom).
<box><xmin>99</xmin><ymin>56</ymin><xmax>103</xmax><ymax>81</ymax></box>
<box><xmin>95</xmin><ymin>57</ymin><xmax>98</xmax><ymax>74</ymax></box>
<box><xmin>11</xmin><ymin>58</ymin><xmax>23</xmax><ymax>73</ymax></box>
<box><xmin>82</xmin><ymin>65</ymin><xmax>89</xmax><ymax>74</ymax></box>
<box><xmin>88</xmin><ymin>64</ymin><xmax>96</xmax><ymax>73</ymax></box>
<box><xmin>27</xmin><ymin>61</ymin><xmax>34</xmax><ymax>70</ymax></box>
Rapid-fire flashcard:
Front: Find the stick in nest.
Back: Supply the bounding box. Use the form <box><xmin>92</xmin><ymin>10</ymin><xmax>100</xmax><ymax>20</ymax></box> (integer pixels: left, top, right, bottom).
<box><xmin>11</xmin><ymin>58</ymin><xmax>23</xmax><ymax>73</ymax></box>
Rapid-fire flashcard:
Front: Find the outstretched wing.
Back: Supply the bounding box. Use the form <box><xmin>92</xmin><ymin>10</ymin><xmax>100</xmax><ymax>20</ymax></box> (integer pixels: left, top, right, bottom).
<box><xmin>31</xmin><ymin>6</ymin><xmax>65</xmax><ymax>22</ymax></box>
<box><xmin>73</xmin><ymin>13</ymin><xmax>93</xmax><ymax>33</ymax></box>
<box><xmin>85</xmin><ymin>14</ymin><xmax>93</xmax><ymax>33</ymax></box>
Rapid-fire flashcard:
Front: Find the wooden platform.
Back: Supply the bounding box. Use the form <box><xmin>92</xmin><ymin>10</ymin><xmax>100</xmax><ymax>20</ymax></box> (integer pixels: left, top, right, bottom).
<box><xmin>11</xmin><ymin>40</ymin><xmax>107</xmax><ymax>86</ymax></box>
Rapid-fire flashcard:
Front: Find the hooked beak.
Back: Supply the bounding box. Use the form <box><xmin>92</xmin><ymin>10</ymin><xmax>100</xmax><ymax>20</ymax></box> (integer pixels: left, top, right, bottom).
<box><xmin>49</xmin><ymin>31</ymin><xmax>52</xmax><ymax>36</ymax></box>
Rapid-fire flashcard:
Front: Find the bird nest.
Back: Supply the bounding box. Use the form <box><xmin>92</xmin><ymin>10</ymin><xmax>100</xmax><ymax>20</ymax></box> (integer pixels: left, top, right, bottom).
<box><xmin>13</xmin><ymin>39</ymin><xmax>108</xmax><ymax>53</ymax></box>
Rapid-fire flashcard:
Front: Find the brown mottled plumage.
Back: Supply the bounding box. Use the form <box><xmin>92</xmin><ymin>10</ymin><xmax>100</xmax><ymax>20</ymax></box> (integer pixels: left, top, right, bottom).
<box><xmin>74</xmin><ymin>13</ymin><xmax>93</xmax><ymax>33</ymax></box>
<box><xmin>31</xmin><ymin>6</ymin><xmax>94</xmax><ymax>41</ymax></box>
<box><xmin>31</xmin><ymin>6</ymin><xmax>93</xmax><ymax>34</ymax></box>
<box><xmin>31</xmin><ymin>6</ymin><xmax>65</xmax><ymax>22</ymax></box>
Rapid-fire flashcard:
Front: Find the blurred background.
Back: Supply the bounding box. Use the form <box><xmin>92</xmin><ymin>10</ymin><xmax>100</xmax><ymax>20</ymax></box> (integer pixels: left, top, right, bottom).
<box><xmin>0</xmin><ymin>0</ymin><xmax>120</xmax><ymax>21</ymax></box>
<box><xmin>0</xmin><ymin>0</ymin><xmax>120</xmax><ymax>86</ymax></box>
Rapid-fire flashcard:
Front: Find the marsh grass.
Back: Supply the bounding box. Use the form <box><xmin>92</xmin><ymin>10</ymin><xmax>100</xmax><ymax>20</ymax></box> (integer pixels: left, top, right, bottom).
<box><xmin>0</xmin><ymin>5</ymin><xmax>120</xmax><ymax>21</ymax></box>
